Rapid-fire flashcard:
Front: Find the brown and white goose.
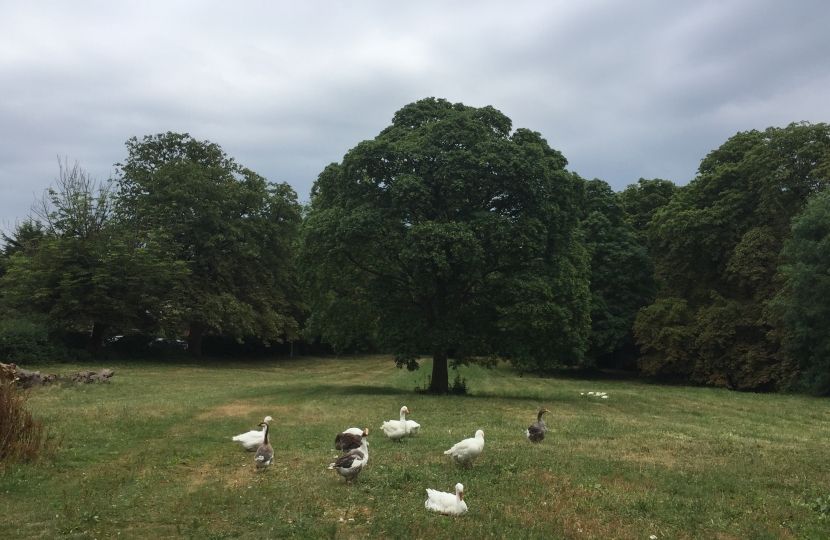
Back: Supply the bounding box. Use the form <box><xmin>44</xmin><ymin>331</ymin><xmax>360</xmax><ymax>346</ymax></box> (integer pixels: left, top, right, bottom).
<box><xmin>335</xmin><ymin>428</ymin><xmax>369</xmax><ymax>454</ymax></box>
<box><xmin>526</xmin><ymin>408</ymin><xmax>550</xmax><ymax>443</ymax></box>
<box><xmin>253</xmin><ymin>421</ymin><xmax>273</xmax><ymax>472</ymax></box>
<box><xmin>328</xmin><ymin>430</ymin><xmax>369</xmax><ymax>483</ymax></box>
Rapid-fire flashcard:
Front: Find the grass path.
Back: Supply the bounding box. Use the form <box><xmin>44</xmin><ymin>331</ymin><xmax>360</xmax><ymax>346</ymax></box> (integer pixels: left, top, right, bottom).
<box><xmin>1</xmin><ymin>355</ymin><xmax>829</xmax><ymax>539</ymax></box>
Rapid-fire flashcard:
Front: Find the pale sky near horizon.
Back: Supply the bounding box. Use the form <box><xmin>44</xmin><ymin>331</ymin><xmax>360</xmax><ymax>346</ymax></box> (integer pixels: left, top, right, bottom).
<box><xmin>2</xmin><ymin>0</ymin><xmax>829</xmax><ymax>229</ymax></box>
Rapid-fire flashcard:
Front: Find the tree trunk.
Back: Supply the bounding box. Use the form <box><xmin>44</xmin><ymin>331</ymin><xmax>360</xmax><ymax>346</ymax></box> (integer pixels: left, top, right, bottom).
<box><xmin>429</xmin><ymin>349</ymin><xmax>449</xmax><ymax>394</ymax></box>
<box><xmin>188</xmin><ymin>321</ymin><xmax>207</xmax><ymax>357</ymax></box>
<box><xmin>90</xmin><ymin>322</ymin><xmax>107</xmax><ymax>355</ymax></box>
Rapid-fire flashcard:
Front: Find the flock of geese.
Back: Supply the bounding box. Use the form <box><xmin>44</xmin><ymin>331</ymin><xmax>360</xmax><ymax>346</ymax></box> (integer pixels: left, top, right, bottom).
<box><xmin>231</xmin><ymin>405</ymin><xmax>551</xmax><ymax>517</ymax></box>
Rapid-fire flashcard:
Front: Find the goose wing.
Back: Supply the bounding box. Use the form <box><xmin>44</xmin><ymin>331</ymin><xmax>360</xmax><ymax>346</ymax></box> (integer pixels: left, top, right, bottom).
<box><xmin>526</xmin><ymin>422</ymin><xmax>546</xmax><ymax>439</ymax></box>
<box><xmin>335</xmin><ymin>432</ymin><xmax>363</xmax><ymax>452</ymax></box>
<box><xmin>232</xmin><ymin>429</ymin><xmax>265</xmax><ymax>450</ymax></box>
<box><xmin>330</xmin><ymin>449</ymin><xmax>364</xmax><ymax>470</ymax></box>
<box><xmin>445</xmin><ymin>437</ymin><xmax>474</xmax><ymax>455</ymax></box>
<box><xmin>254</xmin><ymin>444</ymin><xmax>273</xmax><ymax>465</ymax></box>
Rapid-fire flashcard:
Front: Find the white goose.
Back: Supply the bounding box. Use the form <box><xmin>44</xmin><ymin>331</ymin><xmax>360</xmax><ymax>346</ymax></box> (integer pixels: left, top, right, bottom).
<box><xmin>444</xmin><ymin>429</ymin><xmax>484</xmax><ymax>468</ymax></box>
<box><xmin>232</xmin><ymin>416</ymin><xmax>273</xmax><ymax>451</ymax></box>
<box><xmin>425</xmin><ymin>483</ymin><xmax>468</xmax><ymax>516</ymax></box>
<box><xmin>381</xmin><ymin>406</ymin><xmax>412</xmax><ymax>441</ymax></box>
<box><xmin>380</xmin><ymin>405</ymin><xmax>420</xmax><ymax>437</ymax></box>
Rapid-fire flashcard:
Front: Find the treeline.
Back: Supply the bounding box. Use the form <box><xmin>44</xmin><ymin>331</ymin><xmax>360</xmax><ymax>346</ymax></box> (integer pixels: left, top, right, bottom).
<box><xmin>1</xmin><ymin>99</ymin><xmax>829</xmax><ymax>394</ymax></box>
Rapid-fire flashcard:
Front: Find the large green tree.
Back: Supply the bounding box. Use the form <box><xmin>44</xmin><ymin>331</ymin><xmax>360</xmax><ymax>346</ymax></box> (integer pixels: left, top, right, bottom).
<box><xmin>635</xmin><ymin>122</ymin><xmax>830</xmax><ymax>389</ymax></box>
<box><xmin>775</xmin><ymin>188</ymin><xmax>830</xmax><ymax>394</ymax></box>
<box><xmin>115</xmin><ymin>133</ymin><xmax>304</xmax><ymax>355</ymax></box>
<box><xmin>581</xmin><ymin>179</ymin><xmax>656</xmax><ymax>365</ymax></box>
<box><xmin>0</xmin><ymin>162</ymin><xmax>186</xmax><ymax>350</ymax></box>
<box><xmin>301</xmin><ymin>98</ymin><xmax>590</xmax><ymax>393</ymax></box>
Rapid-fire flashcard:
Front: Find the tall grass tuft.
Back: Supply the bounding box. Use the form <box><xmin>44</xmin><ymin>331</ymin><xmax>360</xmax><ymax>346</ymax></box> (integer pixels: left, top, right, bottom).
<box><xmin>0</xmin><ymin>370</ymin><xmax>46</xmax><ymax>465</ymax></box>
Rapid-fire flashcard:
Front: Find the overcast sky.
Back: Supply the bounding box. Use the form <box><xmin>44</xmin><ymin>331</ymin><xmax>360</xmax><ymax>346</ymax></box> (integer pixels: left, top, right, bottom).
<box><xmin>2</xmin><ymin>0</ymin><xmax>829</xmax><ymax>228</ymax></box>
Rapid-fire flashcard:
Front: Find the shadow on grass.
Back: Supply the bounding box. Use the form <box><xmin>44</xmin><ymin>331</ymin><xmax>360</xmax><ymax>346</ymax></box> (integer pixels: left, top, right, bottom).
<box><xmin>538</xmin><ymin>367</ymin><xmax>708</xmax><ymax>389</ymax></box>
<box><xmin>239</xmin><ymin>383</ymin><xmax>412</xmax><ymax>399</ymax></box>
<box><xmin>306</xmin><ymin>384</ymin><xmax>411</xmax><ymax>397</ymax></box>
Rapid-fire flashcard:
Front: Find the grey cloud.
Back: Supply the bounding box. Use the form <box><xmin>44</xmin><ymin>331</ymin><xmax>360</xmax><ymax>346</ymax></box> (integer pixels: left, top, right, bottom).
<box><xmin>1</xmin><ymin>0</ymin><xmax>829</xmax><ymax>227</ymax></box>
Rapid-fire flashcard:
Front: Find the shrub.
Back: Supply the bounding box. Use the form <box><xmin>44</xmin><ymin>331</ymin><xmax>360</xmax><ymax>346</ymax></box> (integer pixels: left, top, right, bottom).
<box><xmin>450</xmin><ymin>373</ymin><xmax>468</xmax><ymax>395</ymax></box>
<box><xmin>415</xmin><ymin>372</ymin><xmax>469</xmax><ymax>395</ymax></box>
<box><xmin>0</xmin><ymin>318</ymin><xmax>52</xmax><ymax>364</ymax></box>
<box><xmin>0</xmin><ymin>373</ymin><xmax>46</xmax><ymax>465</ymax></box>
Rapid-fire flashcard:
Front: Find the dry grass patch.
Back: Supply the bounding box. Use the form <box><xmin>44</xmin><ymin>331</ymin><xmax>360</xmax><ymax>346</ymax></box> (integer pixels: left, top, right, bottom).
<box><xmin>194</xmin><ymin>401</ymin><xmax>263</xmax><ymax>420</ymax></box>
<box><xmin>0</xmin><ymin>381</ymin><xmax>49</xmax><ymax>466</ymax></box>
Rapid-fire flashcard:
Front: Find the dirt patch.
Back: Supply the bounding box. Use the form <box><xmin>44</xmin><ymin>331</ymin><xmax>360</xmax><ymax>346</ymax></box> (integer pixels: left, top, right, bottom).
<box><xmin>195</xmin><ymin>401</ymin><xmax>327</xmax><ymax>426</ymax></box>
<box><xmin>184</xmin><ymin>464</ymin><xmax>223</xmax><ymax>489</ymax></box>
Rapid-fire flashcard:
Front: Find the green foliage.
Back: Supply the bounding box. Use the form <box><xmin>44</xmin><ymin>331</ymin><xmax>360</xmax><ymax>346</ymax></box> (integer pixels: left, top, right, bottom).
<box><xmin>618</xmin><ymin>178</ymin><xmax>679</xmax><ymax>232</ymax></box>
<box><xmin>300</xmin><ymin>98</ymin><xmax>590</xmax><ymax>392</ymax></box>
<box><xmin>115</xmin><ymin>132</ymin><xmax>304</xmax><ymax>354</ymax></box>
<box><xmin>635</xmin><ymin>122</ymin><xmax>830</xmax><ymax>389</ymax></box>
<box><xmin>0</xmin><ymin>162</ymin><xmax>188</xmax><ymax>349</ymax></box>
<box><xmin>776</xmin><ymin>188</ymin><xmax>830</xmax><ymax>394</ymax></box>
<box><xmin>449</xmin><ymin>372</ymin><xmax>468</xmax><ymax>395</ymax></box>
<box><xmin>0</xmin><ymin>220</ymin><xmax>46</xmax><ymax>277</ymax></box>
<box><xmin>581</xmin><ymin>180</ymin><xmax>656</xmax><ymax>362</ymax></box>
<box><xmin>634</xmin><ymin>297</ymin><xmax>696</xmax><ymax>376</ymax></box>
<box><xmin>0</xmin><ymin>319</ymin><xmax>53</xmax><ymax>364</ymax></box>
<box><xmin>300</xmin><ymin>264</ymin><xmax>379</xmax><ymax>355</ymax></box>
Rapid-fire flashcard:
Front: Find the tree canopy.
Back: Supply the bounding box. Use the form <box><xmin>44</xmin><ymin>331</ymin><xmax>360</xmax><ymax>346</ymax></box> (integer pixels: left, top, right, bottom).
<box><xmin>581</xmin><ymin>179</ymin><xmax>656</xmax><ymax>365</ymax></box>
<box><xmin>775</xmin><ymin>188</ymin><xmax>830</xmax><ymax>394</ymax></box>
<box><xmin>635</xmin><ymin>122</ymin><xmax>830</xmax><ymax>389</ymax></box>
<box><xmin>115</xmin><ymin>133</ymin><xmax>304</xmax><ymax>355</ymax></box>
<box><xmin>618</xmin><ymin>178</ymin><xmax>679</xmax><ymax>233</ymax></box>
<box><xmin>0</xmin><ymin>161</ymin><xmax>186</xmax><ymax>350</ymax></box>
<box><xmin>3</xmin><ymin>102</ymin><xmax>830</xmax><ymax>395</ymax></box>
<box><xmin>301</xmin><ymin>98</ymin><xmax>590</xmax><ymax>393</ymax></box>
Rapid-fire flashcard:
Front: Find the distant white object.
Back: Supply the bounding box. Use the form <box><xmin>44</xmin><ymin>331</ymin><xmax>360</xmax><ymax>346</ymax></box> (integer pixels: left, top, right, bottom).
<box><xmin>425</xmin><ymin>483</ymin><xmax>468</xmax><ymax>516</ymax></box>
<box><xmin>253</xmin><ymin>421</ymin><xmax>273</xmax><ymax>471</ymax></box>
<box><xmin>232</xmin><ymin>416</ymin><xmax>274</xmax><ymax>451</ymax></box>
<box><xmin>381</xmin><ymin>406</ymin><xmax>416</xmax><ymax>440</ymax></box>
<box><xmin>444</xmin><ymin>430</ymin><xmax>484</xmax><ymax>468</ymax></box>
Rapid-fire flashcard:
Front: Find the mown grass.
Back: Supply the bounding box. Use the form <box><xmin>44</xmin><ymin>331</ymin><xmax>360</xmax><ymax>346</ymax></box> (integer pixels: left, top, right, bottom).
<box><xmin>1</xmin><ymin>355</ymin><xmax>829</xmax><ymax>539</ymax></box>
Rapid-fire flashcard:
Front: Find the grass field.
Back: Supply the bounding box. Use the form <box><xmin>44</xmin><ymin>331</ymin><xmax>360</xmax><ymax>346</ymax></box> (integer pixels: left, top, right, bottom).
<box><xmin>1</xmin><ymin>355</ymin><xmax>829</xmax><ymax>539</ymax></box>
